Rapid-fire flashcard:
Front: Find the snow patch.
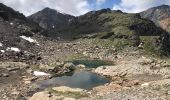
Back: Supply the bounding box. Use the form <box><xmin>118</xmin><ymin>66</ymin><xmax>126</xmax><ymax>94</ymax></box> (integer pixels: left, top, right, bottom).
<box><xmin>0</xmin><ymin>50</ymin><xmax>5</xmax><ymax>53</ymax></box>
<box><xmin>141</xmin><ymin>82</ymin><xmax>149</xmax><ymax>87</ymax></box>
<box><xmin>52</xmin><ymin>25</ymin><xmax>55</xmax><ymax>28</ymax></box>
<box><xmin>33</xmin><ymin>71</ymin><xmax>50</xmax><ymax>76</ymax></box>
<box><xmin>6</xmin><ymin>47</ymin><xmax>20</xmax><ymax>52</ymax></box>
<box><xmin>10</xmin><ymin>22</ymin><xmax>14</xmax><ymax>25</ymax></box>
<box><xmin>20</xmin><ymin>36</ymin><xmax>35</xmax><ymax>42</ymax></box>
<box><xmin>0</xmin><ymin>43</ymin><xmax>3</xmax><ymax>47</ymax></box>
<box><xmin>20</xmin><ymin>36</ymin><xmax>39</xmax><ymax>46</ymax></box>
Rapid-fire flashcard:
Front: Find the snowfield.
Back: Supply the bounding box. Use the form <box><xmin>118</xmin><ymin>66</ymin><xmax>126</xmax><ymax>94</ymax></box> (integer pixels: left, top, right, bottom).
<box><xmin>0</xmin><ymin>50</ymin><xmax>5</xmax><ymax>53</ymax></box>
<box><xmin>0</xmin><ymin>43</ymin><xmax>3</xmax><ymax>47</ymax></box>
<box><xmin>6</xmin><ymin>47</ymin><xmax>20</xmax><ymax>52</ymax></box>
<box><xmin>20</xmin><ymin>36</ymin><xmax>40</xmax><ymax>45</ymax></box>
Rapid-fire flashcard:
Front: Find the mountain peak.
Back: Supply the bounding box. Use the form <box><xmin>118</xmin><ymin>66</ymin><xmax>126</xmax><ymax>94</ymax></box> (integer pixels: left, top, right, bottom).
<box><xmin>41</xmin><ymin>7</ymin><xmax>59</xmax><ymax>13</ymax></box>
<box><xmin>28</xmin><ymin>7</ymin><xmax>75</xmax><ymax>29</ymax></box>
<box><xmin>157</xmin><ymin>4</ymin><xmax>170</xmax><ymax>8</ymax></box>
<box><xmin>41</xmin><ymin>7</ymin><xmax>67</xmax><ymax>15</ymax></box>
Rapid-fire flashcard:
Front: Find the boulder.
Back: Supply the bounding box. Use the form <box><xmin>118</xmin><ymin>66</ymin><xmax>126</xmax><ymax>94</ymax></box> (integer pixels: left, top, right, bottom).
<box><xmin>29</xmin><ymin>91</ymin><xmax>62</xmax><ymax>100</ymax></box>
<box><xmin>63</xmin><ymin>63</ymin><xmax>76</xmax><ymax>71</ymax></box>
<box><xmin>52</xmin><ymin>86</ymin><xmax>85</xmax><ymax>93</ymax></box>
<box><xmin>76</xmin><ymin>64</ymin><xmax>86</xmax><ymax>68</ymax></box>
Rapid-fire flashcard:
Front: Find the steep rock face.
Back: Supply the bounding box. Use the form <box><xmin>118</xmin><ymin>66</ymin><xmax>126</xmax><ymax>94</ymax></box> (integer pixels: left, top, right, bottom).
<box><xmin>140</xmin><ymin>5</ymin><xmax>170</xmax><ymax>33</ymax></box>
<box><xmin>28</xmin><ymin>7</ymin><xmax>75</xmax><ymax>30</ymax></box>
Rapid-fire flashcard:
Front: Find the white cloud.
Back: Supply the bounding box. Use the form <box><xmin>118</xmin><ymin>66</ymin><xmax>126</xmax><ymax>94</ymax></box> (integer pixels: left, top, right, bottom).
<box><xmin>113</xmin><ymin>0</ymin><xmax>170</xmax><ymax>13</ymax></box>
<box><xmin>0</xmin><ymin>0</ymin><xmax>91</xmax><ymax>16</ymax></box>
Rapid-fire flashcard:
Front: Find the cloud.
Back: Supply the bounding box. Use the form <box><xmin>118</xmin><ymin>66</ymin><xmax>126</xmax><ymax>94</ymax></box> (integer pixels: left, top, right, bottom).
<box><xmin>113</xmin><ymin>0</ymin><xmax>170</xmax><ymax>13</ymax></box>
<box><xmin>0</xmin><ymin>0</ymin><xmax>91</xmax><ymax>16</ymax></box>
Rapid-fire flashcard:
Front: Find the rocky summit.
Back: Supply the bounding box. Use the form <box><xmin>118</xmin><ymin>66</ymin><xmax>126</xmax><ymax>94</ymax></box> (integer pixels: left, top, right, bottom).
<box><xmin>28</xmin><ymin>7</ymin><xmax>75</xmax><ymax>30</ymax></box>
<box><xmin>140</xmin><ymin>5</ymin><xmax>170</xmax><ymax>33</ymax></box>
<box><xmin>1</xmin><ymin>2</ymin><xmax>170</xmax><ymax>100</ymax></box>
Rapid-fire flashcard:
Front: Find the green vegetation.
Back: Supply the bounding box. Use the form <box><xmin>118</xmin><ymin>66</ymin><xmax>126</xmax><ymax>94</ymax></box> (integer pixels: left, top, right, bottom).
<box><xmin>66</xmin><ymin>53</ymin><xmax>88</xmax><ymax>61</ymax></box>
<box><xmin>140</xmin><ymin>36</ymin><xmax>160</xmax><ymax>56</ymax></box>
<box><xmin>112</xmin><ymin>26</ymin><xmax>135</xmax><ymax>36</ymax></box>
<box><xmin>112</xmin><ymin>39</ymin><xmax>133</xmax><ymax>50</ymax></box>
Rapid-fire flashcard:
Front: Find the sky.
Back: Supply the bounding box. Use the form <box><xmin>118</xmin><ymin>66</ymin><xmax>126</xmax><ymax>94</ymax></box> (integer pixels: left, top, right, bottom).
<box><xmin>0</xmin><ymin>0</ymin><xmax>170</xmax><ymax>16</ymax></box>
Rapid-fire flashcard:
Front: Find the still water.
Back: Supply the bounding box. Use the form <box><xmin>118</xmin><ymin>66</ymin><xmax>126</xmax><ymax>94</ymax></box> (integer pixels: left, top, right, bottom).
<box><xmin>37</xmin><ymin>71</ymin><xmax>110</xmax><ymax>90</ymax></box>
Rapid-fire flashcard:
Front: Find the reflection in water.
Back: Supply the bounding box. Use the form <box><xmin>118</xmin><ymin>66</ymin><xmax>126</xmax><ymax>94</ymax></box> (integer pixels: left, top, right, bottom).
<box><xmin>37</xmin><ymin>71</ymin><xmax>110</xmax><ymax>90</ymax></box>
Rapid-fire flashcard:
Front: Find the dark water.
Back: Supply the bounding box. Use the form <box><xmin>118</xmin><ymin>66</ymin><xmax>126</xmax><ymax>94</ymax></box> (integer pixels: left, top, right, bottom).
<box><xmin>67</xmin><ymin>60</ymin><xmax>114</xmax><ymax>68</ymax></box>
<box><xmin>37</xmin><ymin>71</ymin><xmax>110</xmax><ymax>90</ymax></box>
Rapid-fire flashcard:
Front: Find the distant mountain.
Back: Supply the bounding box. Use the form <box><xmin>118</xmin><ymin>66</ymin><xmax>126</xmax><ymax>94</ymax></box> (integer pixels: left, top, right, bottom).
<box><xmin>0</xmin><ymin>3</ymin><xmax>41</xmax><ymax>32</ymax></box>
<box><xmin>50</xmin><ymin>9</ymin><xmax>165</xmax><ymax>39</ymax></box>
<box><xmin>48</xmin><ymin>8</ymin><xmax>170</xmax><ymax>55</ymax></box>
<box><xmin>140</xmin><ymin>5</ymin><xmax>170</xmax><ymax>33</ymax></box>
<box><xmin>28</xmin><ymin>7</ymin><xmax>75</xmax><ymax>29</ymax></box>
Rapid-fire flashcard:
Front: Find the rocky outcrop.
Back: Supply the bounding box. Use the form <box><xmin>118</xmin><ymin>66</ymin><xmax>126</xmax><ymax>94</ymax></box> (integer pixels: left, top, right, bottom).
<box><xmin>94</xmin><ymin>56</ymin><xmax>170</xmax><ymax>78</ymax></box>
<box><xmin>50</xmin><ymin>62</ymin><xmax>76</xmax><ymax>75</ymax></box>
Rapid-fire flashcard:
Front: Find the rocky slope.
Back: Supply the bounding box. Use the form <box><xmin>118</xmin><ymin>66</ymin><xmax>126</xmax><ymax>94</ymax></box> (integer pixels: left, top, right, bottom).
<box><xmin>0</xmin><ymin>3</ymin><xmax>46</xmax><ymax>63</ymax></box>
<box><xmin>140</xmin><ymin>5</ymin><xmax>170</xmax><ymax>33</ymax></box>
<box><xmin>41</xmin><ymin>8</ymin><xmax>170</xmax><ymax>56</ymax></box>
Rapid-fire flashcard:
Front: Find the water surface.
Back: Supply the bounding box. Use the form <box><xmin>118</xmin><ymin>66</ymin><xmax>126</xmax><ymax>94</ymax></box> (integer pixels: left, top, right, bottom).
<box><xmin>37</xmin><ymin>71</ymin><xmax>110</xmax><ymax>90</ymax></box>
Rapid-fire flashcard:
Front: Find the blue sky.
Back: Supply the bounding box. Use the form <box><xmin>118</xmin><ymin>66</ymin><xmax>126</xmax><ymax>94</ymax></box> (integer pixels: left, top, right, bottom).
<box><xmin>0</xmin><ymin>0</ymin><xmax>170</xmax><ymax>16</ymax></box>
<box><xmin>88</xmin><ymin>0</ymin><xmax>120</xmax><ymax>10</ymax></box>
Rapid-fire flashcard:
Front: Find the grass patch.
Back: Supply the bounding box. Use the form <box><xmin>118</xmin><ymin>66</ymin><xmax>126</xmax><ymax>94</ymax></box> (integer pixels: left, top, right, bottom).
<box><xmin>112</xmin><ymin>39</ymin><xmax>133</xmax><ymax>50</ymax></box>
<box><xmin>140</xmin><ymin>36</ymin><xmax>160</xmax><ymax>56</ymax></box>
<box><xmin>66</xmin><ymin>53</ymin><xmax>88</xmax><ymax>61</ymax></box>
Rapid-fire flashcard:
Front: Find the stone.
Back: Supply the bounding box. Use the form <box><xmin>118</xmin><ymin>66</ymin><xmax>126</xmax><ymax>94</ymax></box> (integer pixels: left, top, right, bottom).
<box><xmin>63</xmin><ymin>97</ymin><xmax>76</xmax><ymax>100</ymax></box>
<box><xmin>7</xmin><ymin>67</ymin><xmax>20</xmax><ymax>72</ymax></box>
<box><xmin>92</xmin><ymin>83</ymin><xmax>122</xmax><ymax>95</ymax></box>
<box><xmin>167</xmin><ymin>91</ymin><xmax>170</xmax><ymax>95</ymax></box>
<box><xmin>11</xmin><ymin>90</ymin><xmax>20</xmax><ymax>95</ymax></box>
<box><xmin>26</xmin><ymin>69</ymin><xmax>33</xmax><ymax>74</ymax></box>
<box><xmin>76</xmin><ymin>64</ymin><xmax>86</xmax><ymax>68</ymax></box>
<box><xmin>24</xmin><ymin>80</ymin><xmax>31</xmax><ymax>84</ymax></box>
<box><xmin>138</xmin><ymin>57</ymin><xmax>154</xmax><ymax>65</ymax></box>
<box><xmin>63</xmin><ymin>63</ymin><xmax>76</xmax><ymax>71</ymax></box>
<box><xmin>29</xmin><ymin>91</ymin><xmax>63</xmax><ymax>100</ymax></box>
<box><xmin>141</xmin><ymin>82</ymin><xmax>149</xmax><ymax>87</ymax></box>
<box><xmin>2</xmin><ymin>73</ymin><xmax>9</xmax><ymax>77</ymax></box>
